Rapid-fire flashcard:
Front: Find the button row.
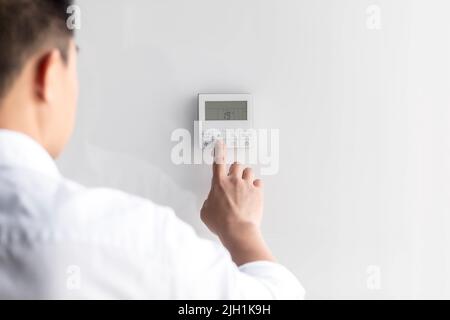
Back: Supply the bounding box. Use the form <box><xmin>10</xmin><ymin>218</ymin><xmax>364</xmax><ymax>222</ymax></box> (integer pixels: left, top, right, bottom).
<box><xmin>202</xmin><ymin>130</ymin><xmax>254</xmax><ymax>148</ymax></box>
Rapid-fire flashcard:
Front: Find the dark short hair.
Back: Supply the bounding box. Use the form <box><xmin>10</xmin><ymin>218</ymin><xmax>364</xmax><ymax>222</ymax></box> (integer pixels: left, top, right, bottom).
<box><xmin>0</xmin><ymin>0</ymin><xmax>74</xmax><ymax>99</ymax></box>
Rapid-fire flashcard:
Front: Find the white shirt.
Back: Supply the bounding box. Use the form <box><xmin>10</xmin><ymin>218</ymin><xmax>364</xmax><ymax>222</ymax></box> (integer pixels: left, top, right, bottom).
<box><xmin>0</xmin><ymin>130</ymin><xmax>304</xmax><ymax>299</ymax></box>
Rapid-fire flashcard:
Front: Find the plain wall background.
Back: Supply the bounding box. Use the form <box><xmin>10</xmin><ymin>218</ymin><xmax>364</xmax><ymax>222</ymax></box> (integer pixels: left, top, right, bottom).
<box><xmin>57</xmin><ymin>0</ymin><xmax>450</xmax><ymax>299</ymax></box>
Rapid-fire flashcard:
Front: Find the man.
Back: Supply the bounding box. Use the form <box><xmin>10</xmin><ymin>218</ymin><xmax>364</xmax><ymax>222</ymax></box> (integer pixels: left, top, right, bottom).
<box><xmin>0</xmin><ymin>0</ymin><xmax>304</xmax><ymax>299</ymax></box>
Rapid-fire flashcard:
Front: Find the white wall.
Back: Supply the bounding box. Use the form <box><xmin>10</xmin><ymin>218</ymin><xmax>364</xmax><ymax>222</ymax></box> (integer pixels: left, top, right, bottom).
<box><xmin>58</xmin><ymin>0</ymin><xmax>450</xmax><ymax>299</ymax></box>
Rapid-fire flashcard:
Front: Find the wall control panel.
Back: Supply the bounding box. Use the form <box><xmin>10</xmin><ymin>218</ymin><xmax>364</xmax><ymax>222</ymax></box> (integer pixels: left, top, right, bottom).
<box><xmin>198</xmin><ymin>94</ymin><xmax>254</xmax><ymax>149</ymax></box>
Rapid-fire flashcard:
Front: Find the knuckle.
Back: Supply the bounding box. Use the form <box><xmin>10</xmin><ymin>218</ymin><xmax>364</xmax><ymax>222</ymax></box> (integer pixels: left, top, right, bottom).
<box><xmin>230</xmin><ymin>163</ymin><xmax>241</xmax><ymax>172</ymax></box>
<box><xmin>229</xmin><ymin>176</ymin><xmax>240</xmax><ymax>185</ymax></box>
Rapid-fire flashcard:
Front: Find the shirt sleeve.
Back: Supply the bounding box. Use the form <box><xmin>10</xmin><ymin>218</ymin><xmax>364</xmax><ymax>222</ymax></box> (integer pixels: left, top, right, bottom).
<box><xmin>158</xmin><ymin>206</ymin><xmax>305</xmax><ymax>300</ymax></box>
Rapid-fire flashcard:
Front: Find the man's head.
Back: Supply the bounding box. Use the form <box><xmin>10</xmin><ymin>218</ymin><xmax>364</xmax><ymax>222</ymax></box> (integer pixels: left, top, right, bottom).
<box><xmin>0</xmin><ymin>0</ymin><xmax>78</xmax><ymax>158</ymax></box>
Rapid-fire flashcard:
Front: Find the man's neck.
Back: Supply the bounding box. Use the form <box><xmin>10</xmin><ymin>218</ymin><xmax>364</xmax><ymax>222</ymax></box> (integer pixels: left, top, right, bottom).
<box><xmin>0</xmin><ymin>98</ymin><xmax>46</xmax><ymax>156</ymax></box>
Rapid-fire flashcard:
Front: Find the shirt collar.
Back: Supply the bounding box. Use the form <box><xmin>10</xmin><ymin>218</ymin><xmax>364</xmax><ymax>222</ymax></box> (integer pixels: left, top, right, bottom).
<box><xmin>0</xmin><ymin>129</ymin><xmax>60</xmax><ymax>179</ymax></box>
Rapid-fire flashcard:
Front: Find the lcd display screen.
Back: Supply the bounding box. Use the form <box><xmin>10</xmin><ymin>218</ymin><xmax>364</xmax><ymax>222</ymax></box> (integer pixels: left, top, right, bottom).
<box><xmin>205</xmin><ymin>101</ymin><xmax>248</xmax><ymax>121</ymax></box>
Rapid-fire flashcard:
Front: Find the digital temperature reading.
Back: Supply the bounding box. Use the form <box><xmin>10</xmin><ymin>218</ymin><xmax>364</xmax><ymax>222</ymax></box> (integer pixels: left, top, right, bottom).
<box><xmin>205</xmin><ymin>101</ymin><xmax>248</xmax><ymax>121</ymax></box>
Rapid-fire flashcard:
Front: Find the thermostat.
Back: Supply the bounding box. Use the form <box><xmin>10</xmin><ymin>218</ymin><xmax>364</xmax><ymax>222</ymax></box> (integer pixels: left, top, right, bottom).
<box><xmin>198</xmin><ymin>94</ymin><xmax>254</xmax><ymax>149</ymax></box>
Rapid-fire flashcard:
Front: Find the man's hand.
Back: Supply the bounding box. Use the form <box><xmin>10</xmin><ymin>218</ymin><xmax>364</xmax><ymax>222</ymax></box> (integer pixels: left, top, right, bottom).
<box><xmin>201</xmin><ymin>141</ymin><xmax>275</xmax><ymax>266</ymax></box>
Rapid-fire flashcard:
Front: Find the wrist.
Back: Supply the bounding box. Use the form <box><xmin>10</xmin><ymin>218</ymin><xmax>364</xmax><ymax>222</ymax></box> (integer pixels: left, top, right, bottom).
<box><xmin>218</xmin><ymin>222</ymin><xmax>275</xmax><ymax>266</ymax></box>
<box><xmin>219</xmin><ymin>221</ymin><xmax>260</xmax><ymax>243</ymax></box>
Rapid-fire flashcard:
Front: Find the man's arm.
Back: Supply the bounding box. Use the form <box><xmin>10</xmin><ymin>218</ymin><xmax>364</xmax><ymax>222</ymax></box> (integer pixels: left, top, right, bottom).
<box><xmin>161</xmin><ymin>205</ymin><xmax>304</xmax><ymax>299</ymax></box>
<box><xmin>201</xmin><ymin>141</ymin><xmax>275</xmax><ymax>266</ymax></box>
<box><xmin>156</xmin><ymin>140</ymin><xmax>304</xmax><ymax>299</ymax></box>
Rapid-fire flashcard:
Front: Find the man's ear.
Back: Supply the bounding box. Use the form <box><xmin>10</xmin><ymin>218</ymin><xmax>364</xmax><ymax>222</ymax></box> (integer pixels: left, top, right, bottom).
<box><xmin>35</xmin><ymin>49</ymin><xmax>62</xmax><ymax>104</ymax></box>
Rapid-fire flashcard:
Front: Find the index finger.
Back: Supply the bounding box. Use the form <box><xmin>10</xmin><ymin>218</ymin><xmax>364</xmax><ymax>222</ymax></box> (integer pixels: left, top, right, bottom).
<box><xmin>213</xmin><ymin>140</ymin><xmax>227</xmax><ymax>179</ymax></box>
